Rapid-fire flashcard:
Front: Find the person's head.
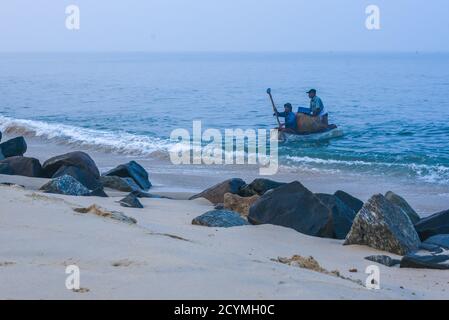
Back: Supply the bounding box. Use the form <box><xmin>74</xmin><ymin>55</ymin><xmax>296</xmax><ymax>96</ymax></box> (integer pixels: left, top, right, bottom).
<box><xmin>307</xmin><ymin>89</ymin><xmax>317</xmax><ymax>99</ymax></box>
<box><xmin>284</xmin><ymin>103</ymin><xmax>293</xmax><ymax>113</ymax></box>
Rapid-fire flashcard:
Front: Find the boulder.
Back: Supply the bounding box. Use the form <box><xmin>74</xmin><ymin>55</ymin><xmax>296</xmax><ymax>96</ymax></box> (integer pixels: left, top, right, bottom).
<box><xmin>103</xmin><ymin>161</ymin><xmax>151</xmax><ymax>190</ymax></box>
<box><xmin>334</xmin><ymin>190</ymin><xmax>363</xmax><ymax>214</ymax></box>
<box><xmin>400</xmin><ymin>250</ymin><xmax>449</xmax><ymax>270</ymax></box>
<box><xmin>414</xmin><ymin>209</ymin><xmax>449</xmax><ymax>241</ymax></box>
<box><xmin>42</xmin><ymin>151</ymin><xmax>100</xmax><ymax>179</ymax></box>
<box><xmin>0</xmin><ymin>157</ymin><xmax>42</xmax><ymax>177</ymax></box>
<box><xmin>315</xmin><ymin>193</ymin><xmax>356</xmax><ymax>240</ymax></box>
<box><xmin>224</xmin><ymin>193</ymin><xmax>260</xmax><ymax>218</ymax></box>
<box><xmin>89</xmin><ymin>187</ymin><xmax>109</xmax><ymax>198</ymax></box>
<box><xmin>189</xmin><ymin>178</ymin><xmax>246</xmax><ymax>205</ymax></box>
<box><xmin>0</xmin><ymin>150</ymin><xmax>4</xmax><ymax>161</ymax></box>
<box><xmin>192</xmin><ymin>210</ymin><xmax>249</xmax><ymax>228</ymax></box>
<box><xmin>0</xmin><ymin>137</ymin><xmax>27</xmax><ymax>158</ymax></box>
<box><xmin>385</xmin><ymin>191</ymin><xmax>420</xmax><ymax>224</ymax></box>
<box><xmin>100</xmin><ymin>176</ymin><xmax>141</xmax><ymax>192</ymax></box>
<box><xmin>130</xmin><ymin>190</ymin><xmax>171</xmax><ymax>199</ymax></box>
<box><xmin>39</xmin><ymin>175</ymin><xmax>91</xmax><ymax>196</ymax></box>
<box><xmin>365</xmin><ymin>255</ymin><xmax>401</xmax><ymax>267</ymax></box>
<box><xmin>344</xmin><ymin>194</ymin><xmax>421</xmax><ymax>255</ymax></box>
<box><xmin>248</xmin><ymin>181</ymin><xmax>334</xmax><ymax>238</ymax></box>
<box><xmin>119</xmin><ymin>193</ymin><xmax>143</xmax><ymax>209</ymax></box>
<box><xmin>53</xmin><ymin>165</ymin><xmax>102</xmax><ymax>191</ymax></box>
<box><xmin>239</xmin><ymin>178</ymin><xmax>285</xmax><ymax>197</ymax></box>
<box><xmin>423</xmin><ymin>234</ymin><xmax>449</xmax><ymax>250</ymax></box>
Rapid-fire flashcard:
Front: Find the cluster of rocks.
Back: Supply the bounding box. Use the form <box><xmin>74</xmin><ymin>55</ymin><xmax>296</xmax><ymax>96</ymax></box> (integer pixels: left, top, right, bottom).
<box><xmin>189</xmin><ymin>178</ymin><xmax>449</xmax><ymax>270</ymax></box>
<box><xmin>0</xmin><ymin>134</ymin><xmax>152</xmax><ymax>209</ymax></box>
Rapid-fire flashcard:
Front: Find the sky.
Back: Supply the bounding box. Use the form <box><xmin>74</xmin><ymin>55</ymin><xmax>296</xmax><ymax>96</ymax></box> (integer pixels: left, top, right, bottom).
<box><xmin>0</xmin><ymin>0</ymin><xmax>448</xmax><ymax>52</ymax></box>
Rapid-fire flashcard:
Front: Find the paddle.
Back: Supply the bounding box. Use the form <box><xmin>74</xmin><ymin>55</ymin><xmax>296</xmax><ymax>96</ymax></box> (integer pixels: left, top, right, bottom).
<box><xmin>266</xmin><ymin>88</ymin><xmax>281</xmax><ymax>127</ymax></box>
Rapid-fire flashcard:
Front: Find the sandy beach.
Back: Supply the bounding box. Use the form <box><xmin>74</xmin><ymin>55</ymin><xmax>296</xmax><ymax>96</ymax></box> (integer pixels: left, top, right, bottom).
<box><xmin>1</xmin><ymin>138</ymin><xmax>449</xmax><ymax>300</ymax></box>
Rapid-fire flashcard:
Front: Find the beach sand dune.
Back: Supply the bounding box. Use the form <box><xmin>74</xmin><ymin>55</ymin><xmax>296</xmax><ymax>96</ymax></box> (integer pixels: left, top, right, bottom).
<box><xmin>1</xmin><ymin>178</ymin><xmax>448</xmax><ymax>300</ymax></box>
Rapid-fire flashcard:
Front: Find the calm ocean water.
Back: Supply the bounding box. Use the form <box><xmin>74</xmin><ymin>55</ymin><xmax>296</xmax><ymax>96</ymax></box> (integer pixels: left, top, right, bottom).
<box><xmin>0</xmin><ymin>52</ymin><xmax>448</xmax><ymax>185</ymax></box>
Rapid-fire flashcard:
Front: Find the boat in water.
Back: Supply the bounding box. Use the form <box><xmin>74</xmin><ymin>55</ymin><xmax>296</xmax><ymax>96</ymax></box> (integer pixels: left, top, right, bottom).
<box><xmin>274</xmin><ymin>125</ymin><xmax>344</xmax><ymax>142</ymax></box>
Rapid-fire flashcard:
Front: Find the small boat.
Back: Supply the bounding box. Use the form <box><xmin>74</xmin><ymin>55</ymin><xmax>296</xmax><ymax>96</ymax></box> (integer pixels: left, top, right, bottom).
<box><xmin>275</xmin><ymin>125</ymin><xmax>344</xmax><ymax>142</ymax></box>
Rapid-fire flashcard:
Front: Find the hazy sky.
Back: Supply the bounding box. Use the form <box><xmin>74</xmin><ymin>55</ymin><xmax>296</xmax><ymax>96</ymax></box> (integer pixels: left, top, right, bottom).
<box><xmin>0</xmin><ymin>0</ymin><xmax>448</xmax><ymax>52</ymax></box>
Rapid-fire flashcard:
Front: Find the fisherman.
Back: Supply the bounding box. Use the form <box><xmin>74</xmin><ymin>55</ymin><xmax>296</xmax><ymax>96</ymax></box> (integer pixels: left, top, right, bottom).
<box><xmin>274</xmin><ymin>103</ymin><xmax>297</xmax><ymax>133</ymax></box>
<box><xmin>298</xmin><ymin>89</ymin><xmax>327</xmax><ymax>122</ymax></box>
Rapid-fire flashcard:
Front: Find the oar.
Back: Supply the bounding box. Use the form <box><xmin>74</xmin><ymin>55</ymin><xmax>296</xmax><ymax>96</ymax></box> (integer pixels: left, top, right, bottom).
<box><xmin>266</xmin><ymin>88</ymin><xmax>281</xmax><ymax>127</ymax></box>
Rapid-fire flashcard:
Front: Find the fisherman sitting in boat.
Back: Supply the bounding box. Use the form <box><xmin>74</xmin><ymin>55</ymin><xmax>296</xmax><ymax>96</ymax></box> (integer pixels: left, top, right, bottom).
<box><xmin>273</xmin><ymin>103</ymin><xmax>297</xmax><ymax>133</ymax></box>
<box><xmin>296</xmin><ymin>89</ymin><xmax>329</xmax><ymax>133</ymax></box>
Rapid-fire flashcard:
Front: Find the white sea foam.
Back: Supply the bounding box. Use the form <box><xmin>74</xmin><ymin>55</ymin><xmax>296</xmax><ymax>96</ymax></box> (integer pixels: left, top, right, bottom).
<box><xmin>0</xmin><ymin>115</ymin><xmax>173</xmax><ymax>156</ymax></box>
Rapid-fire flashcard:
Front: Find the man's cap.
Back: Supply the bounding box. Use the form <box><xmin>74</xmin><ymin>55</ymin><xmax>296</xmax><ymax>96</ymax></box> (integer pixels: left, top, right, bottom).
<box><xmin>307</xmin><ymin>89</ymin><xmax>317</xmax><ymax>94</ymax></box>
<box><xmin>284</xmin><ymin>103</ymin><xmax>293</xmax><ymax>109</ymax></box>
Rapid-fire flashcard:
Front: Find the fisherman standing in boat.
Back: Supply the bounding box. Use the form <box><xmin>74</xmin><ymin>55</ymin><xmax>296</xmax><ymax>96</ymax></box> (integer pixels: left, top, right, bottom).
<box><xmin>273</xmin><ymin>103</ymin><xmax>297</xmax><ymax>133</ymax></box>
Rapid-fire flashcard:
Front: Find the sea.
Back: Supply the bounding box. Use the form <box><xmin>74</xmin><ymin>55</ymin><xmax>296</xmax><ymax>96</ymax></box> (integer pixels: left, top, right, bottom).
<box><xmin>1</xmin><ymin>52</ymin><xmax>449</xmax><ymax>196</ymax></box>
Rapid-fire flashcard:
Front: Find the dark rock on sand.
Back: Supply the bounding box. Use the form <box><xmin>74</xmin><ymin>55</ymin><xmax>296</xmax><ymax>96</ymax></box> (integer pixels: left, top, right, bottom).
<box><xmin>344</xmin><ymin>194</ymin><xmax>421</xmax><ymax>255</ymax></box>
<box><xmin>130</xmin><ymin>190</ymin><xmax>171</xmax><ymax>199</ymax></box>
<box><xmin>104</xmin><ymin>161</ymin><xmax>151</xmax><ymax>190</ymax></box>
<box><xmin>214</xmin><ymin>203</ymin><xmax>225</xmax><ymax>210</ymax></box>
<box><xmin>53</xmin><ymin>165</ymin><xmax>102</xmax><ymax>191</ymax></box>
<box><xmin>248</xmin><ymin>181</ymin><xmax>334</xmax><ymax>238</ymax></box>
<box><xmin>40</xmin><ymin>175</ymin><xmax>91</xmax><ymax>196</ymax></box>
<box><xmin>415</xmin><ymin>209</ymin><xmax>449</xmax><ymax>241</ymax></box>
<box><xmin>365</xmin><ymin>255</ymin><xmax>401</xmax><ymax>267</ymax></box>
<box><xmin>0</xmin><ymin>137</ymin><xmax>27</xmax><ymax>158</ymax></box>
<box><xmin>239</xmin><ymin>178</ymin><xmax>285</xmax><ymax>197</ymax></box>
<box><xmin>400</xmin><ymin>251</ymin><xmax>449</xmax><ymax>270</ymax></box>
<box><xmin>88</xmin><ymin>187</ymin><xmax>109</xmax><ymax>198</ymax></box>
<box><xmin>192</xmin><ymin>210</ymin><xmax>249</xmax><ymax>228</ymax></box>
<box><xmin>189</xmin><ymin>178</ymin><xmax>246</xmax><ymax>205</ymax></box>
<box><xmin>100</xmin><ymin>175</ymin><xmax>141</xmax><ymax>192</ymax></box>
<box><xmin>423</xmin><ymin>234</ymin><xmax>449</xmax><ymax>250</ymax></box>
<box><xmin>0</xmin><ymin>156</ymin><xmax>43</xmax><ymax>177</ymax></box>
<box><xmin>385</xmin><ymin>191</ymin><xmax>421</xmax><ymax>224</ymax></box>
<box><xmin>119</xmin><ymin>193</ymin><xmax>144</xmax><ymax>209</ymax></box>
<box><xmin>315</xmin><ymin>193</ymin><xmax>356</xmax><ymax>240</ymax></box>
<box><xmin>42</xmin><ymin>151</ymin><xmax>100</xmax><ymax>179</ymax></box>
<box><xmin>334</xmin><ymin>190</ymin><xmax>363</xmax><ymax>214</ymax></box>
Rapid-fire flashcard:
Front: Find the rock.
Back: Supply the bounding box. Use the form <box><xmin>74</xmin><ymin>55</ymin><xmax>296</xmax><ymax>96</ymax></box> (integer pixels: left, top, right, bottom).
<box><xmin>334</xmin><ymin>190</ymin><xmax>363</xmax><ymax>214</ymax></box>
<box><xmin>344</xmin><ymin>194</ymin><xmax>421</xmax><ymax>255</ymax></box>
<box><xmin>315</xmin><ymin>193</ymin><xmax>356</xmax><ymax>240</ymax></box>
<box><xmin>42</xmin><ymin>151</ymin><xmax>100</xmax><ymax>179</ymax></box>
<box><xmin>53</xmin><ymin>165</ymin><xmax>102</xmax><ymax>191</ymax></box>
<box><xmin>74</xmin><ymin>205</ymin><xmax>137</xmax><ymax>224</ymax></box>
<box><xmin>0</xmin><ymin>137</ymin><xmax>27</xmax><ymax>158</ymax></box>
<box><xmin>414</xmin><ymin>209</ymin><xmax>449</xmax><ymax>241</ymax></box>
<box><xmin>40</xmin><ymin>175</ymin><xmax>91</xmax><ymax>196</ymax></box>
<box><xmin>0</xmin><ymin>150</ymin><xmax>4</xmax><ymax>161</ymax></box>
<box><xmin>223</xmin><ymin>193</ymin><xmax>260</xmax><ymax>218</ymax></box>
<box><xmin>119</xmin><ymin>193</ymin><xmax>144</xmax><ymax>209</ymax></box>
<box><xmin>130</xmin><ymin>190</ymin><xmax>171</xmax><ymax>199</ymax></box>
<box><xmin>0</xmin><ymin>162</ymin><xmax>13</xmax><ymax>175</ymax></box>
<box><xmin>192</xmin><ymin>210</ymin><xmax>249</xmax><ymax>228</ymax></box>
<box><xmin>189</xmin><ymin>178</ymin><xmax>246</xmax><ymax>205</ymax></box>
<box><xmin>89</xmin><ymin>187</ymin><xmax>109</xmax><ymax>198</ymax></box>
<box><xmin>400</xmin><ymin>250</ymin><xmax>449</xmax><ymax>270</ymax></box>
<box><xmin>0</xmin><ymin>156</ymin><xmax>43</xmax><ymax>177</ymax></box>
<box><xmin>103</xmin><ymin>161</ymin><xmax>151</xmax><ymax>190</ymax></box>
<box><xmin>423</xmin><ymin>234</ymin><xmax>449</xmax><ymax>250</ymax></box>
<box><xmin>248</xmin><ymin>181</ymin><xmax>334</xmax><ymax>238</ymax></box>
<box><xmin>365</xmin><ymin>255</ymin><xmax>401</xmax><ymax>267</ymax></box>
<box><xmin>100</xmin><ymin>176</ymin><xmax>141</xmax><ymax>192</ymax></box>
<box><xmin>418</xmin><ymin>242</ymin><xmax>444</xmax><ymax>254</ymax></box>
<box><xmin>214</xmin><ymin>203</ymin><xmax>224</xmax><ymax>210</ymax></box>
<box><xmin>238</xmin><ymin>178</ymin><xmax>285</xmax><ymax>196</ymax></box>
<box><xmin>385</xmin><ymin>191</ymin><xmax>421</xmax><ymax>224</ymax></box>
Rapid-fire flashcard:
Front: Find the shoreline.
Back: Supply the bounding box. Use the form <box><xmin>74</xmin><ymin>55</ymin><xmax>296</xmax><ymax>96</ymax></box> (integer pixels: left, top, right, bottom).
<box><xmin>5</xmin><ymin>133</ymin><xmax>449</xmax><ymax>216</ymax></box>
